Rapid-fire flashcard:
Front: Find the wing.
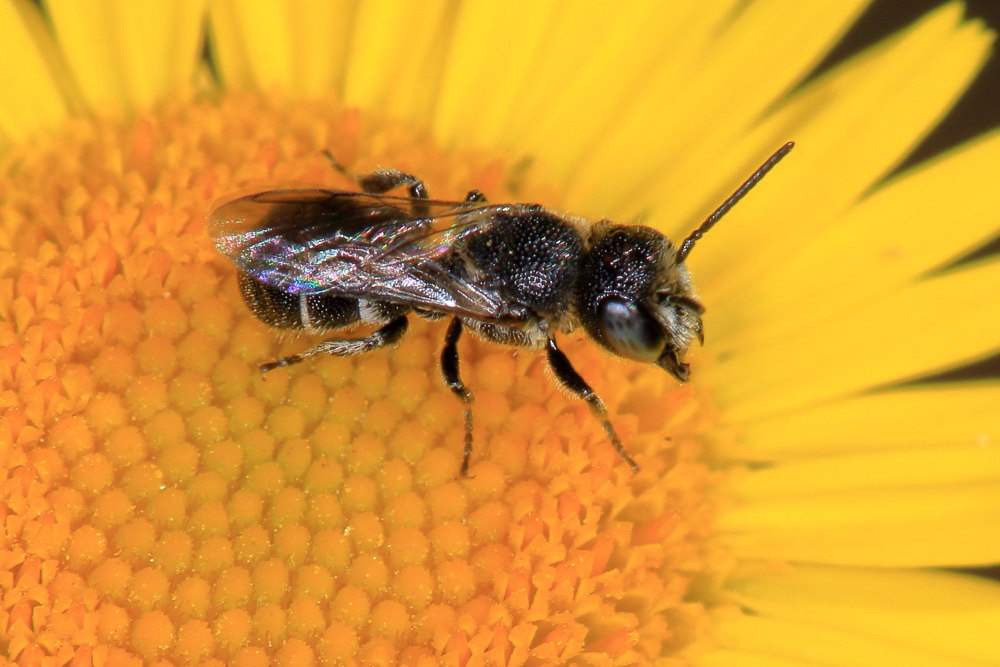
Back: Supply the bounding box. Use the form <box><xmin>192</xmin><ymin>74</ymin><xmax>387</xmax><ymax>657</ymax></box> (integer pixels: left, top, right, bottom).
<box><xmin>209</xmin><ymin>188</ymin><xmax>522</xmax><ymax>321</ymax></box>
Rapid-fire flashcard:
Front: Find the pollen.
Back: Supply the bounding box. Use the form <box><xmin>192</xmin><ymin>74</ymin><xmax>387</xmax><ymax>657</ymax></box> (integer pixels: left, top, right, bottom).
<box><xmin>1</xmin><ymin>93</ymin><xmax>715</xmax><ymax>663</ymax></box>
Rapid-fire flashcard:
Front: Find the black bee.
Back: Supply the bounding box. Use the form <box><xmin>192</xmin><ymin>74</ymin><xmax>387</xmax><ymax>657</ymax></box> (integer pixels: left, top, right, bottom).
<box><xmin>211</xmin><ymin>143</ymin><xmax>793</xmax><ymax>475</ymax></box>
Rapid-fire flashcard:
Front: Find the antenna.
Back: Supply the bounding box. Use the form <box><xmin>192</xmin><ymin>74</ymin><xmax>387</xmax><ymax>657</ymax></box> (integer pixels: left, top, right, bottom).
<box><xmin>676</xmin><ymin>141</ymin><xmax>794</xmax><ymax>263</ymax></box>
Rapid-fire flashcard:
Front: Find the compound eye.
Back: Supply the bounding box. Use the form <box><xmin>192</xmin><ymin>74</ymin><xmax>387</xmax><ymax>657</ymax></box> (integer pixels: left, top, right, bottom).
<box><xmin>598</xmin><ymin>298</ymin><xmax>666</xmax><ymax>362</ymax></box>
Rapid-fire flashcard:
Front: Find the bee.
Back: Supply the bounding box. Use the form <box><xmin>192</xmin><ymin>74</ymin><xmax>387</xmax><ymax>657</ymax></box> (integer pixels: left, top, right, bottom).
<box><xmin>211</xmin><ymin>143</ymin><xmax>793</xmax><ymax>475</ymax></box>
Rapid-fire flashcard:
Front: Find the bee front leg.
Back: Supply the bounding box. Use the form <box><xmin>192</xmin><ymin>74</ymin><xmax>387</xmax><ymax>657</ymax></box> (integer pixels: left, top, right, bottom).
<box><xmin>545</xmin><ymin>338</ymin><xmax>640</xmax><ymax>472</ymax></box>
<box><xmin>440</xmin><ymin>318</ymin><xmax>475</xmax><ymax>477</ymax></box>
<box><xmin>260</xmin><ymin>316</ymin><xmax>409</xmax><ymax>372</ymax></box>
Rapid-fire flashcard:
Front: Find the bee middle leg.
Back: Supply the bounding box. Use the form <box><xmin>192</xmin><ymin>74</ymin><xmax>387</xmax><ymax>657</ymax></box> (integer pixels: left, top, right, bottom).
<box><xmin>441</xmin><ymin>317</ymin><xmax>475</xmax><ymax>477</ymax></box>
<box><xmin>545</xmin><ymin>338</ymin><xmax>640</xmax><ymax>472</ymax></box>
<box><xmin>260</xmin><ymin>315</ymin><xmax>409</xmax><ymax>372</ymax></box>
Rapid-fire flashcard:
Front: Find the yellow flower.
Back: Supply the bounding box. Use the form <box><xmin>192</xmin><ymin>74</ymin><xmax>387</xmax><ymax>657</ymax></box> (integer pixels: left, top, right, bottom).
<box><xmin>2</xmin><ymin>0</ymin><xmax>999</xmax><ymax>664</ymax></box>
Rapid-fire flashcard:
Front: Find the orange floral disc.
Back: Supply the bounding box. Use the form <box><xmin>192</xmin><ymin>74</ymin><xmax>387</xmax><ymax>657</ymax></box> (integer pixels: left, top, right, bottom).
<box><xmin>0</xmin><ymin>93</ymin><xmax>719</xmax><ymax>664</ymax></box>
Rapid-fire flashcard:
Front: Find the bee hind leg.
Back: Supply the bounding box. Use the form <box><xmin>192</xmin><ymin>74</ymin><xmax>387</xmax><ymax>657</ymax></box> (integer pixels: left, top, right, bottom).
<box><xmin>357</xmin><ymin>169</ymin><xmax>427</xmax><ymax>201</ymax></box>
<box><xmin>323</xmin><ymin>150</ymin><xmax>486</xmax><ymax>211</ymax></box>
<box><xmin>545</xmin><ymin>338</ymin><xmax>640</xmax><ymax>472</ymax></box>
<box><xmin>260</xmin><ymin>315</ymin><xmax>409</xmax><ymax>372</ymax></box>
<box><xmin>321</xmin><ymin>150</ymin><xmax>429</xmax><ymax>215</ymax></box>
<box><xmin>441</xmin><ymin>318</ymin><xmax>475</xmax><ymax>477</ymax></box>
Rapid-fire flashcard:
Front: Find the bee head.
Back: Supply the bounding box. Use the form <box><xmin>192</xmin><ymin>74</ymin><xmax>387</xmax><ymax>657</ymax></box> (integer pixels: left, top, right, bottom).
<box><xmin>574</xmin><ymin>143</ymin><xmax>795</xmax><ymax>381</ymax></box>
<box><xmin>576</xmin><ymin>224</ymin><xmax>704</xmax><ymax>382</ymax></box>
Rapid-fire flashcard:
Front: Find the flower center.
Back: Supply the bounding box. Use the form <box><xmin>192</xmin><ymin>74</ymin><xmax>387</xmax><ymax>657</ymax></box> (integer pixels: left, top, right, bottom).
<box><xmin>1</xmin><ymin>93</ymin><xmax>719</xmax><ymax>662</ymax></box>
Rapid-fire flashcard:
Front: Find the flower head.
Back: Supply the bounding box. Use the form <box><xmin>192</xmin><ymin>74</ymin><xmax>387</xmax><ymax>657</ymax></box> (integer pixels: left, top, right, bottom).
<box><xmin>2</xmin><ymin>1</ymin><xmax>999</xmax><ymax>664</ymax></box>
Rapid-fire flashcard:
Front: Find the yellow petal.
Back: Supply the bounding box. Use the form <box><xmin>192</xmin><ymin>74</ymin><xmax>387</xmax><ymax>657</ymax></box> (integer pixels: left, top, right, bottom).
<box><xmin>717</xmin><ymin>480</ymin><xmax>1000</xmax><ymax>566</ymax></box>
<box><xmin>46</xmin><ymin>0</ymin><xmax>206</xmax><ymax>113</ymax></box>
<box><xmin>287</xmin><ymin>0</ymin><xmax>357</xmax><ymax>97</ymax></box>
<box><xmin>727</xmin><ymin>445</ymin><xmax>1000</xmax><ymax>501</ymax></box>
<box><xmin>344</xmin><ymin>0</ymin><xmax>450</xmax><ymax>126</ymax></box>
<box><xmin>501</xmin><ymin>0</ymin><xmax>740</xmax><ymax>191</ymax></box>
<box><xmin>706</xmin><ymin>259</ymin><xmax>1000</xmax><ymax>421</ymax></box>
<box><xmin>433</xmin><ymin>0</ymin><xmax>560</xmax><ymax>151</ymax></box>
<box><xmin>209</xmin><ymin>0</ymin><xmax>293</xmax><ymax>91</ymax></box>
<box><xmin>724</xmin><ymin>564</ymin><xmax>1000</xmax><ymax>665</ymax></box>
<box><xmin>113</xmin><ymin>0</ymin><xmax>206</xmax><ymax>108</ymax></box>
<box><xmin>690</xmin><ymin>3</ymin><xmax>992</xmax><ymax>301</ymax></box>
<box><xmin>569</xmin><ymin>0</ymin><xmax>871</xmax><ymax>220</ymax></box>
<box><xmin>206</xmin><ymin>0</ymin><xmax>249</xmax><ymax>88</ymax></box>
<box><xmin>734</xmin><ymin>384</ymin><xmax>1000</xmax><ymax>462</ymax></box>
<box><xmin>45</xmin><ymin>0</ymin><xmax>126</xmax><ymax>114</ymax></box>
<box><xmin>209</xmin><ymin>0</ymin><xmax>355</xmax><ymax>95</ymax></box>
<box><xmin>709</xmin><ymin>610</ymin><xmax>985</xmax><ymax>666</ymax></box>
<box><xmin>696</xmin><ymin>648</ymin><xmax>812</xmax><ymax>667</ymax></box>
<box><xmin>712</xmin><ymin>131</ymin><xmax>1000</xmax><ymax>351</ymax></box>
<box><xmin>0</xmin><ymin>0</ymin><xmax>72</xmax><ymax>142</ymax></box>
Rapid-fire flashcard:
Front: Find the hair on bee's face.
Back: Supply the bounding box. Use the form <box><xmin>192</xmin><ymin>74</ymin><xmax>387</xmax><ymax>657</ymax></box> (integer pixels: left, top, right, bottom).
<box><xmin>575</xmin><ymin>224</ymin><xmax>703</xmax><ymax>381</ymax></box>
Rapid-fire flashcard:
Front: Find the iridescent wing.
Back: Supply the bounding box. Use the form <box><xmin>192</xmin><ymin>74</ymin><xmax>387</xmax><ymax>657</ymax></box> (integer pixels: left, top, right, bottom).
<box><xmin>209</xmin><ymin>189</ymin><xmax>523</xmax><ymax>321</ymax></box>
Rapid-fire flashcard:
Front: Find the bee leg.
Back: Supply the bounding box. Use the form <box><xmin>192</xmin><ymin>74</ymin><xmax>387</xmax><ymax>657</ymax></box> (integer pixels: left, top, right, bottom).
<box><xmin>357</xmin><ymin>169</ymin><xmax>429</xmax><ymax>217</ymax></box>
<box><xmin>464</xmin><ymin>190</ymin><xmax>487</xmax><ymax>203</ymax></box>
<box><xmin>321</xmin><ymin>151</ymin><xmax>423</xmax><ymax>196</ymax></box>
<box><xmin>545</xmin><ymin>338</ymin><xmax>640</xmax><ymax>472</ymax></box>
<box><xmin>441</xmin><ymin>317</ymin><xmax>475</xmax><ymax>477</ymax></box>
<box><xmin>357</xmin><ymin>169</ymin><xmax>427</xmax><ymax>199</ymax></box>
<box><xmin>259</xmin><ymin>316</ymin><xmax>409</xmax><ymax>372</ymax></box>
<box><xmin>322</xmin><ymin>150</ymin><xmax>347</xmax><ymax>174</ymax></box>
<box><xmin>320</xmin><ymin>151</ymin><xmax>429</xmax><ymax>215</ymax></box>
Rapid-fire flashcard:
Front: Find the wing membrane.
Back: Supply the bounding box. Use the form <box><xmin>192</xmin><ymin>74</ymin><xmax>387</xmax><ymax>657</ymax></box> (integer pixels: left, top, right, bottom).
<box><xmin>210</xmin><ymin>189</ymin><xmax>520</xmax><ymax>320</ymax></box>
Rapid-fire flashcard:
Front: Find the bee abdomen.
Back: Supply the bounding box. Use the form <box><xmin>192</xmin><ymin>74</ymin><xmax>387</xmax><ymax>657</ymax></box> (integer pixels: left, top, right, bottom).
<box><xmin>238</xmin><ymin>273</ymin><xmax>360</xmax><ymax>331</ymax></box>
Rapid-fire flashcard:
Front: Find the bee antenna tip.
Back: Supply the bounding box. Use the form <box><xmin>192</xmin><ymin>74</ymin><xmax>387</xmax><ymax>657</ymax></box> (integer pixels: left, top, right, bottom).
<box><xmin>676</xmin><ymin>141</ymin><xmax>794</xmax><ymax>263</ymax></box>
